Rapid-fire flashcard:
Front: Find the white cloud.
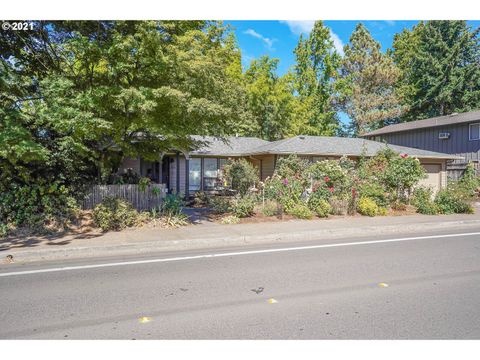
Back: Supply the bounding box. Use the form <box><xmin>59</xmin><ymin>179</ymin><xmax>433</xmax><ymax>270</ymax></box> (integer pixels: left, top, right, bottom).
<box><xmin>243</xmin><ymin>29</ymin><xmax>276</xmax><ymax>50</ymax></box>
<box><xmin>281</xmin><ymin>20</ymin><xmax>344</xmax><ymax>56</ymax></box>
<box><xmin>280</xmin><ymin>20</ymin><xmax>315</xmax><ymax>35</ymax></box>
<box><xmin>329</xmin><ymin>30</ymin><xmax>344</xmax><ymax>56</ymax></box>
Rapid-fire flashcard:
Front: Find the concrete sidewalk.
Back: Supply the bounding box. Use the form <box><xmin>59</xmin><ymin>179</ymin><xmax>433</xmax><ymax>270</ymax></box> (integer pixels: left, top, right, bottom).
<box><xmin>2</xmin><ymin>212</ymin><xmax>480</xmax><ymax>263</ymax></box>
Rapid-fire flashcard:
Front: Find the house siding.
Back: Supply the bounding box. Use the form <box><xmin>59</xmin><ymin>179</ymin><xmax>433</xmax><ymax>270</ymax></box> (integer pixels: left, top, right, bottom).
<box><xmin>117</xmin><ymin>157</ymin><xmax>141</xmax><ymax>175</ymax></box>
<box><xmin>257</xmin><ymin>155</ymin><xmax>275</xmax><ymax>181</ymax></box>
<box><xmin>169</xmin><ymin>155</ymin><xmax>187</xmax><ymax>194</ymax></box>
<box><xmin>117</xmin><ymin>141</ymin><xmax>450</xmax><ymax>194</ymax></box>
<box><xmin>367</xmin><ymin>122</ymin><xmax>479</xmax><ymax>164</ymax></box>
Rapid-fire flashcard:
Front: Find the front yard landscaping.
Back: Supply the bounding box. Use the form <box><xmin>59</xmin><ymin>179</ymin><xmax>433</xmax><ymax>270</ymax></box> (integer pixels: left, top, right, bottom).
<box><xmin>201</xmin><ymin>151</ymin><xmax>478</xmax><ymax>225</ymax></box>
<box><xmin>1</xmin><ymin>150</ymin><xmax>479</xmax><ymax>239</ymax></box>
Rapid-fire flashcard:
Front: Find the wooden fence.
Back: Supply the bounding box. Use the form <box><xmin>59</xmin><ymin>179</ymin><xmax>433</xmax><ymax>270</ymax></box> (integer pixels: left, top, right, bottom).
<box><xmin>82</xmin><ymin>184</ymin><xmax>167</xmax><ymax>211</ymax></box>
<box><xmin>447</xmin><ymin>162</ymin><xmax>480</xmax><ymax>181</ymax></box>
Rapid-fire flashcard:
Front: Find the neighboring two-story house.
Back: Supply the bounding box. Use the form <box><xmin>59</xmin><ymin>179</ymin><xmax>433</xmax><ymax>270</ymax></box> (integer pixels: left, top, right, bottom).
<box><xmin>362</xmin><ymin>110</ymin><xmax>480</xmax><ymax>179</ymax></box>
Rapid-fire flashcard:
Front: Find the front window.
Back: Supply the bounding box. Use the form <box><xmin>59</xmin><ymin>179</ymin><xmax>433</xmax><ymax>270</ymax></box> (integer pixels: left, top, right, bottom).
<box><xmin>189</xmin><ymin>158</ymin><xmax>227</xmax><ymax>191</ymax></box>
<box><xmin>189</xmin><ymin>158</ymin><xmax>201</xmax><ymax>191</ymax></box>
<box><xmin>469</xmin><ymin>123</ymin><xmax>480</xmax><ymax>140</ymax></box>
<box><xmin>203</xmin><ymin>158</ymin><xmax>219</xmax><ymax>190</ymax></box>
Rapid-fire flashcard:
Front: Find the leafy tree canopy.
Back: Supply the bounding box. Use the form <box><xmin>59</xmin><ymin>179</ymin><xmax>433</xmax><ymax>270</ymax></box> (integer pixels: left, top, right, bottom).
<box><xmin>0</xmin><ymin>20</ymin><xmax>251</xmax><ymax>186</ymax></box>
<box><xmin>292</xmin><ymin>21</ymin><xmax>341</xmax><ymax>136</ymax></box>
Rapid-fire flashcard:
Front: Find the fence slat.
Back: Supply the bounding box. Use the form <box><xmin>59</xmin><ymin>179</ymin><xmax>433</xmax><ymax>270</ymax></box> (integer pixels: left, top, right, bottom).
<box><xmin>82</xmin><ymin>184</ymin><xmax>166</xmax><ymax>211</ymax></box>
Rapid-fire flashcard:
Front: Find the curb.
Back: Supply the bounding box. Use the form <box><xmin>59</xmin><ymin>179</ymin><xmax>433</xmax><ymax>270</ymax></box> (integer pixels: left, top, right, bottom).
<box><xmin>4</xmin><ymin>219</ymin><xmax>480</xmax><ymax>263</ymax></box>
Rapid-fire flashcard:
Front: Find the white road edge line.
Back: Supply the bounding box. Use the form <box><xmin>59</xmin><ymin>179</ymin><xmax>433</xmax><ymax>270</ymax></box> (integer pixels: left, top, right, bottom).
<box><xmin>1</xmin><ymin>232</ymin><xmax>480</xmax><ymax>277</ymax></box>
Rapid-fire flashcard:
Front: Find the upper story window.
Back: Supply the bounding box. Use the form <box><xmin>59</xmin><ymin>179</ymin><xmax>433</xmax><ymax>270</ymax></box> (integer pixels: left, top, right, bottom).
<box><xmin>469</xmin><ymin>123</ymin><xmax>480</xmax><ymax>141</ymax></box>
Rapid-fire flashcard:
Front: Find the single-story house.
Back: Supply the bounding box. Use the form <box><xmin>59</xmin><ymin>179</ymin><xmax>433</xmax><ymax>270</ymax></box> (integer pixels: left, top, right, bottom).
<box><xmin>362</xmin><ymin>110</ymin><xmax>480</xmax><ymax>179</ymax></box>
<box><xmin>117</xmin><ymin>135</ymin><xmax>462</xmax><ymax>195</ymax></box>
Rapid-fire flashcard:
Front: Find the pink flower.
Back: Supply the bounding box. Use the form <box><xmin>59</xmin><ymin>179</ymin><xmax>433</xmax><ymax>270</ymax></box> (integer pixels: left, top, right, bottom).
<box><xmin>282</xmin><ymin>178</ymin><xmax>289</xmax><ymax>186</ymax></box>
<box><xmin>328</xmin><ymin>186</ymin><xmax>334</xmax><ymax>193</ymax></box>
<box><xmin>400</xmin><ymin>153</ymin><xmax>408</xmax><ymax>158</ymax></box>
<box><xmin>324</xmin><ymin>176</ymin><xmax>330</xmax><ymax>183</ymax></box>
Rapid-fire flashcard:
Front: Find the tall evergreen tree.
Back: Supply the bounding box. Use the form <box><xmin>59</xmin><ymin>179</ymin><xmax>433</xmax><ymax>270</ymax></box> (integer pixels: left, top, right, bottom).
<box><xmin>393</xmin><ymin>20</ymin><xmax>480</xmax><ymax>120</ymax></box>
<box><xmin>338</xmin><ymin>23</ymin><xmax>404</xmax><ymax>135</ymax></box>
<box><xmin>292</xmin><ymin>21</ymin><xmax>340</xmax><ymax>136</ymax></box>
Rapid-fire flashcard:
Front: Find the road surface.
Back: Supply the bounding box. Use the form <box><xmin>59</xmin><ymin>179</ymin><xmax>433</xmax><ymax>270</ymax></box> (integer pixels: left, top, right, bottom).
<box><xmin>1</xmin><ymin>228</ymin><xmax>480</xmax><ymax>339</ymax></box>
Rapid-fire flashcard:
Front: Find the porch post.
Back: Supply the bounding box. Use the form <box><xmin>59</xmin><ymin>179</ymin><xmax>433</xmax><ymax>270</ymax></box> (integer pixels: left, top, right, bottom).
<box><xmin>176</xmin><ymin>152</ymin><xmax>180</xmax><ymax>195</ymax></box>
<box><xmin>185</xmin><ymin>157</ymin><xmax>189</xmax><ymax>200</ymax></box>
<box><xmin>200</xmin><ymin>157</ymin><xmax>204</xmax><ymax>191</ymax></box>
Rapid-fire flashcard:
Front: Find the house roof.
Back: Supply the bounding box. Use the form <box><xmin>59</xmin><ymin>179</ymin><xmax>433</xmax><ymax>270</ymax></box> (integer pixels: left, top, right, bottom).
<box><xmin>188</xmin><ymin>136</ymin><xmax>270</xmax><ymax>156</ymax></box>
<box><xmin>362</xmin><ymin>109</ymin><xmax>480</xmax><ymax>137</ymax></box>
<box><xmin>189</xmin><ymin>135</ymin><xmax>462</xmax><ymax>160</ymax></box>
<box><xmin>243</xmin><ymin>135</ymin><xmax>462</xmax><ymax>160</ymax></box>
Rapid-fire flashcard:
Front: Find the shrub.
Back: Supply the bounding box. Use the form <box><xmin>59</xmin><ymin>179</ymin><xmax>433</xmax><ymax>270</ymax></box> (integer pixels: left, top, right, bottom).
<box><xmin>117</xmin><ymin>169</ymin><xmax>140</xmax><ymax>184</ymax></box>
<box><xmin>193</xmin><ymin>191</ymin><xmax>209</xmax><ymax>207</ymax></box>
<box><xmin>357</xmin><ymin>197</ymin><xmax>379</xmax><ymax>217</ymax></box>
<box><xmin>412</xmin><ymin>186</ymin><xmax>438</xmax><ymax>215</ymax></box>
<box><xmin>308</xmin><ymin>160</ymin><xmax>352</xmax><ymax>199</ymax></box>
<box><xmin>315</xmin><ymin>199</ymin><xmax>332</xmax><ymax>218</ymax></box>
<box><xmin>209</xmin><ymin>196</ymin><xmax>231</xmax><ymax>214</ymax></box>
<box><xmin>308</xmin><ymin>160</ymin><xmax>348</xmax><ymax>184</ymax></box>
<box><xmin>0</xmin><ymin>223</ymin><xmax>8</xmax><ymax>238</ymax></box>
<box><xmin>0</xmin><ymin>181</ymin><xmax>79</xmax><ymax>232</ymax></box>
<box><xmin>391</xmin><ymin>200</ymin><xmax>407</xmax><ymax>211</ymax></box>
<box><xmin>261</xmin><ymin>200</ymin><xmax>279</xmax><ymax>217</ymax></box>
<box><xmin>456</xmin><ymin>162</ymin><xmax>480</xmax><ymax>198</ymax></box>
<box><xmin>275</xmin><ymin>155</ymin><xmax>310</xmax><ymax>181</ymax></box>
<box><xmin>434</xmin><ymin>188</ymin><xmax>474</xmax><ymax>214</ymax></box>
<box><xmin>161</xmin><ymin>213</ymin><xmax>189</xmax><ymax>228</ymax></box>
<box><xmin>222</xmin><ymin>159</ymin><xmax>259</xmax><ymax>196</ymax></box>
<box><xmin>161</xmin><ymin>193</ymin><xmax>184</xmax><ymax>215</ymax></box>
<box><xmin>378</xmin><ymin>207</ymin><xmax>388</xmax><ymax>216</ymax></box>
<box><xmin>308</xmin><ymin>195</ymin><xmax>332</xmax><ymax>218</ymax></box>
<box><xmin>383</xmin><ymin>155</ymin><xmax>426</xmax><ymax>200</ymax></box>
<box><xmin>231</xmin><ymin>194</ymin><xmax>257</xmax><ymax>218</ymax></box>
<box><xmin>220</xmin><ymin>215</ymin><xmax>240</xmax><ymax>224</ymax></box>
<box><xmin>138</xmin><ymin>177</ymin><xmax>151</xmax><ymax>192</ymax></box>
<box><xmin>358</xmin><ymin>148</ymin><xmax>395</xmax><ymax>181</ymax></box>
<box><xmin>264</xmin><ymin>174</ymin><xmax>304</xmax><ymax>212</ymax></box>
<box><xmin>357</xmin><ymin>182</ymin><xmax>388</xmax><ymax>208</ymax></box>
<box><xmin>287</xmin><ymin>203</ymin><xmax>314</xmax><ymax>219</ymax></box>
<box><xmin>93</xmin><ymin>197</ymin><xmax>139</xmax><ymax>231</ymax></box>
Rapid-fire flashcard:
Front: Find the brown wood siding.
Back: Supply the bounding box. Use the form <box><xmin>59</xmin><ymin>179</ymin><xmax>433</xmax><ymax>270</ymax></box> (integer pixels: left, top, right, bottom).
<box><xmin>257</xmin><ymin>155</ymin><xmax>275</xmax><ymax>181</ymax></box>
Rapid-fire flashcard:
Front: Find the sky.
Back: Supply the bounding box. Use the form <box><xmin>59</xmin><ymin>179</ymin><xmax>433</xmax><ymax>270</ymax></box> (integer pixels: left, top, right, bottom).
<box><xmin>227</xmin><ymin>20</ymin><xmax>480</xmax><ymax>75</ymax></box>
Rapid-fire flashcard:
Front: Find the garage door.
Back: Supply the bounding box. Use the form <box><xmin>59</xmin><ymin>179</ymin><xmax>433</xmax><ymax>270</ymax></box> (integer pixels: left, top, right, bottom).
<box><xmin>419</xmin><ymin>164</ymin><xmax>442</xmax><ymax>193</ymax></box>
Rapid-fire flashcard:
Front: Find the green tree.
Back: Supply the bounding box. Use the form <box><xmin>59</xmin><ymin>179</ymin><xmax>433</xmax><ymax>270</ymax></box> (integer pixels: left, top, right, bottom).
<box><xmin>393</xmin><ymin>21</ymin><xmax>480</xmax><ymax>120</ymax></box>
<box><xmin>0</xmin><ymin>21</ymin><xmax>250</xmax><ymax>187</ymax></box>
<box><xmin>244</xmin><ymin>56</ymin><xmax>295</xmax><ymax>140</ymax></box>
<box><xmin>339</xmin><ymin>23</ymin><xmax>404</xmax><ymax>135</ymax></box>
<box><xmin>292</xmin><ymin>21</ymin><xmax>341</xmax><ymax>136</ymax></box>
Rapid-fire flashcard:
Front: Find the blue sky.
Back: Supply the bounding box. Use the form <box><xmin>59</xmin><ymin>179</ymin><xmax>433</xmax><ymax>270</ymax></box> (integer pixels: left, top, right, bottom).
<box><xmin>226</xmin><ymin>20</ymin><xmax>480</xmax><ymax>125</ymax></box>
<box><xmin>227</xmin><ymin>20</ymin><xmax>480</xmax><ymax>76</ymax></box>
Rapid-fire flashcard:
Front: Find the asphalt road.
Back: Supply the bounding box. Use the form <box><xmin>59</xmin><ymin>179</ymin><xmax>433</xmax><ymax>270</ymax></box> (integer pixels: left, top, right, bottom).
<box><xmin>1</xmin><ymin>228</ymin><xmax>480</xmax><ymax>339</ymax></box>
